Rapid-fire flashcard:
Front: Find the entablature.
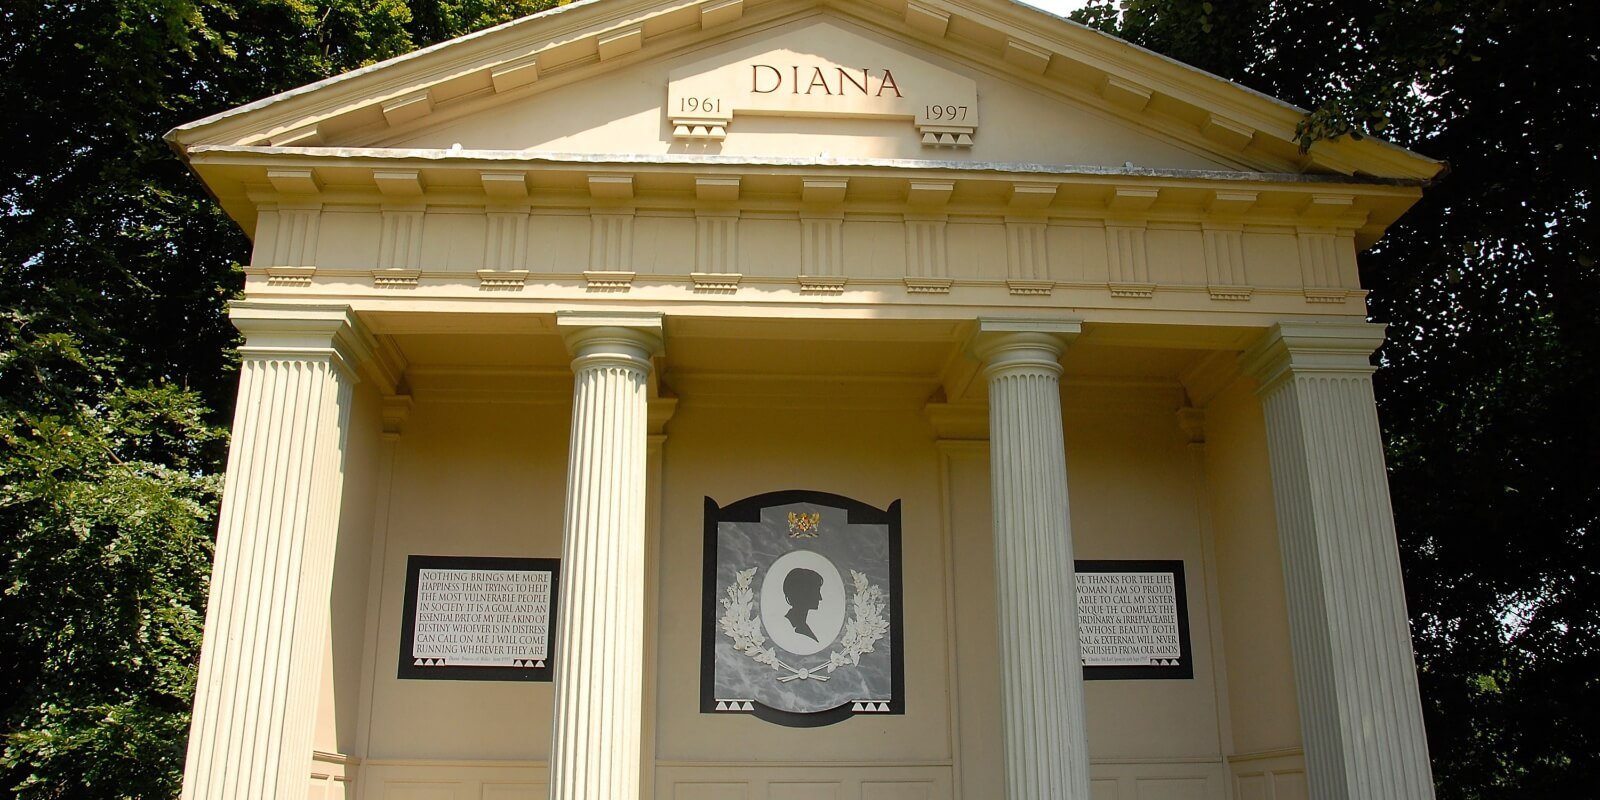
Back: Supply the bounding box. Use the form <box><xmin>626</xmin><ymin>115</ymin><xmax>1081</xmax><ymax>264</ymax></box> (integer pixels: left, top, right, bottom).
<box><xmin>192</xmin><ymin>147</ymin><xmax>1416</xmax><ymax>245</ymax></box>
<box><xmin>211</xmin><ymin>148</ymin><xmax>1404</xmax><ymax>315</ymax></box>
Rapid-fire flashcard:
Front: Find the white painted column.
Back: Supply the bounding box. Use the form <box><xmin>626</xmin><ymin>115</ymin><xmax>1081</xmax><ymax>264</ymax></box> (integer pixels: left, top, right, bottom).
<box><xmin>549</xmin><ymin>311</ymin><xmax>662</xmax><ymax>800</ymax></box>
<box><xmin>976</xmin><ymin>319</ymin><xmax>1092</xmax><ymax>800</ymax></box>
<box><xmin>1242</xmin><ymin>322</ymin><xmax>1435</xmax><ymax>800</ymax></box>
<box><xmin>182</xmin><ymin>303</ymin><xmax>366</xmax><ymax>800</ymax></box>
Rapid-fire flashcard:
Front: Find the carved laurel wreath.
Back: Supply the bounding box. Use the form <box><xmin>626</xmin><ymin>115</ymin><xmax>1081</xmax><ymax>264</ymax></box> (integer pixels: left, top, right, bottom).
<box><xmin>718</xmin><ymin>566</ymin><xmax>889</xmax><ymax>683</ymax></box>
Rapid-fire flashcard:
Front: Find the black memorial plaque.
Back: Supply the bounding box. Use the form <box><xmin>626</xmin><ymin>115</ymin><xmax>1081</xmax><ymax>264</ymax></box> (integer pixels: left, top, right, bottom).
<box><xmin>1076</xmin><ymin>560</ymin><xmax>1194</xmax><ymax>680</ymax></box>
<box><xmin>701</xmin><ymin>490</ymin><xmax>904</xmax><ymax>727</ymax></box>
<box><xmin>398</xmin><ymin>555</ymin><xmax>559</xmax><ymax>682</ymax></box>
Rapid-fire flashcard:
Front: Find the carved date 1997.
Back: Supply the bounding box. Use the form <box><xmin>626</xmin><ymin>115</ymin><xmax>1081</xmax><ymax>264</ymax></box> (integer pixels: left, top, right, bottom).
<box><xmin>923</xmin><ymin>104</ymin><xmax>968</xmax><ymax>121</ymax></box>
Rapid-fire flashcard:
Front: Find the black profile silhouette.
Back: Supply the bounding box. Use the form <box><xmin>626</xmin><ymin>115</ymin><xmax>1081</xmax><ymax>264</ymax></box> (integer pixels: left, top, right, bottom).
<box><xmin>783</xmin><ymin>568</ymin><xmax>825</xmax><ymax>641</ymax></box>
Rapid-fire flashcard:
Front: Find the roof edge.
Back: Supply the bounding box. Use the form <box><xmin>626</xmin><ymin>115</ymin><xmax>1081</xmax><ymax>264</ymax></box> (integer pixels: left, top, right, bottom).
<box><xmin>165</xmin><ymin>0</ymin><xmax>612</xmax><ymax>146</ymax></box>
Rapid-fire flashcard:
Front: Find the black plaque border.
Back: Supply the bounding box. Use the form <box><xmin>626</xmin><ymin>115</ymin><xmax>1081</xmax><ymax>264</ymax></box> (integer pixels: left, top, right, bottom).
<box><xmin>1077</xmin><ymin>559</ymin><xmax>1194</xmax><ymax>681</ymax></box>
<box><xmin>701</xmin><ymin>490</ymin><xmax>905</xmax><ymax>728</ymax></box>
<box><xmin>398</xmin><ymin>554</ymin><xmax>559</xmax><ymax>682</ymax></box>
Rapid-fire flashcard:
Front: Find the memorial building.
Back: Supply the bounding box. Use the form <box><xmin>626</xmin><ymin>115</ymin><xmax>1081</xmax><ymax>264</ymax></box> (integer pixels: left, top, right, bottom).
<box><xmin>166</xmin><ymin>0</ymin><xmax>1445</xmax><ymax>797</ymax></box>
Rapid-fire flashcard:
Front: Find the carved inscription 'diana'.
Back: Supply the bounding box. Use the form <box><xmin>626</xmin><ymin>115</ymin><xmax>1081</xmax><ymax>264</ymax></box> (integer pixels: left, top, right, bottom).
<box><xmin>747</xmin><ymin>65</ymin><xmax>903</xmax><ymax>97</ymax></box>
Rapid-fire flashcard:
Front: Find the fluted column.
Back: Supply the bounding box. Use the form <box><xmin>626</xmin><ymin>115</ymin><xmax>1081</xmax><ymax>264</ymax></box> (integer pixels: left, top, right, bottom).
<box><xmin>182</xmin><ymin>303</ymin><xmax>364</xmax><ymax>800</ymax></box>
<box><xmin>976</xmin><ymin>319</ymin><xmax>1092</xmax><ymax>800</ymax></box>
<box><xmin>1242</xmin><ymin>322</ymin><xmax>1435</xmax><ymax>800</ymax></box>
<box><xmin>549</xmin><ymin>311</ymin><xmax>662</xmax><ymax>800</ymax></box>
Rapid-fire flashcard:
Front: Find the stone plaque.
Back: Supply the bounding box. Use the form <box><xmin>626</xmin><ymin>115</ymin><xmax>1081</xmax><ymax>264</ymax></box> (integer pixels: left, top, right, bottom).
<box><xmin>398</xmin><ymin>555</ymin><xmax>559</xmax><ymax>682</ymax></box>
<box><xmin>702</xmin><ymin>490</ymin><xmax>904</xmax><ymax>727</ymax></box>
<box><xmin>666</xmin><ymin>21</ymin><xmax>979</xmax><ymax>146</ymax></box>
<box><xmin>1075</xmin><ymin>560</ymin><xmax>1193</xmax><ymax>680</ymax></box>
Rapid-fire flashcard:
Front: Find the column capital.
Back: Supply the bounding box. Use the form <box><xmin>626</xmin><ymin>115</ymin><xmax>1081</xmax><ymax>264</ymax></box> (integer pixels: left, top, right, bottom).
<box><xmin>972</xmin><ymin>317</ymin><xmax>1081</xmax><ymax>378</ymax></box>
<box><xmin>649</xmin><ymin>394</ymin><xmax>679</xmax><ymax>433</ymax></box>
<box><xmin>1240</xmin><ymin>321</ymin><xmax>1386</xmax><ymax>393</ymax></box>
<box><xmin>380</xmin><ymin>394</ymin><xmax>414</xmax><ymax>439</ymax></box>
<box><xmin>924</xmin><ymin>400</ymin><xmax>990</xmax><ymax>441</ymax></box>
<box><xmin>1177</xmin><ymin>406</ymin><xmax>1206</xmax><ymax>445</ymax></box>
<box><xmin>229</xmin><ymin>300</ymin><xmax>399</xmax><ymax>392</ymax></box>
<box><xmin>556</xmin><ymin>310</ymin><xmax>664</xmax><ymax>373</ymax></box>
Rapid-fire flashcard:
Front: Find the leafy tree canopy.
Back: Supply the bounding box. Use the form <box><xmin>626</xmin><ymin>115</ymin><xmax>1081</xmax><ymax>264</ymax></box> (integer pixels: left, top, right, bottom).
<box><xmin>0</xmin><ymin>2</ymin><xmax>556</xmax><ymax>796</ymax></box>
<box><xmin>1072</xmin><ymin>1</ymin><xmax>1598</xmax><ymax>796</ymax></box>
<box><xmin>0</xmin><ymin>314</ymin><xmax>221</xmax><ymax>798</ymax></box>
<box><xmin>0</xmin><ymin>0</ymin><xmax>1593</xmax><ymax>796</ymax></box>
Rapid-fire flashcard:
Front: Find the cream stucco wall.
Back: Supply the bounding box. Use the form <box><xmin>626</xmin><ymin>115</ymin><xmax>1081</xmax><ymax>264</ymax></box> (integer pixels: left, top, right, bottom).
<box><xmin>655</xmin><ymin>387</ymin><xmax>953</xmax><ymax>798</ymax></box>
<box><xmin>369</xmin><ymin>398</ymin><xmax>570</xmax><ymax>758</ymax></box>
<box><xmin>1203</xmin><ymin>375</ymin><xmax>1306</xmax><ymax>799</ymax></box>
<box><xmin>1067</xmin><ymin>396</ymin><xmax>1224</xmax><ymax>753</ymax></box>
<box><xmin>304</xmin><ymin>333</ymin><xmax>1294</xmax><ymax>800</ymax></box>
<box><xmin>334</xmin><ymin>398</ymin><xmax>567</xmax><ymax>798</ymax></box>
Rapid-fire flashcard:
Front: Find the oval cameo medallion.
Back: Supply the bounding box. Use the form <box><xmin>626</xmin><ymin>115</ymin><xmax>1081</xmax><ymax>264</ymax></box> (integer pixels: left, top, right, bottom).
<box><xmin>759</xmin><ymin>550</ymin><xmax>847</xmax><ymax>656</ymax></box>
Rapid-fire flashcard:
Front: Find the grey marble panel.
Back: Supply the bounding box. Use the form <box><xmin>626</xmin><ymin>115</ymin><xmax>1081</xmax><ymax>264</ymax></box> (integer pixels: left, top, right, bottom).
<box><xmin>712</xmin><ymin>501</ymin><xmax>894</xmax><ymax>714</ymax></box>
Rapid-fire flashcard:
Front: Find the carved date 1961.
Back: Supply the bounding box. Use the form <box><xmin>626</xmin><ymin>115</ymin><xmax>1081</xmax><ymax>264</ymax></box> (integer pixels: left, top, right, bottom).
<box><xmin>924</xmin><ymin>104</ymin><xmax>968</xmax><ymax>121</ymax></box>
<box><xmin>679</xmin><ymin>96</ymin><xmax>723</xmax><ymax>114</ymax></box>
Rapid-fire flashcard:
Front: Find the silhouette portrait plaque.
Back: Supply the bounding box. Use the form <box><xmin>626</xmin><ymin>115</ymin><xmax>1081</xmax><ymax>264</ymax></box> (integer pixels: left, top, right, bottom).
<box><xmin>701</xmin><ymin>491</ymin><xmax>904</xmax><ymax>727</ymax></box>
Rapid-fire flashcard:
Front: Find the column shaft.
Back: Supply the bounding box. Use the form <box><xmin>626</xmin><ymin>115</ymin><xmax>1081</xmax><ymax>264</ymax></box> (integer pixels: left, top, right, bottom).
<box><xmin>980</xmin><ymin>326</ymin><xmax>1092</xmax><ymax>800</ymax></box>
<box><xmin>549</xmin><ymin>317</ymin><xmax>660</xmax><ymax>800</ymax></box>
<box><xmin>182</xmin><ymin>311</ymin><xmax>356</xmax><ymax>800</ymax></box>
<box><xmin>1246</xmin><ymin>323</ymin><xmax>1434</xmax><ymax>800</ymax></box>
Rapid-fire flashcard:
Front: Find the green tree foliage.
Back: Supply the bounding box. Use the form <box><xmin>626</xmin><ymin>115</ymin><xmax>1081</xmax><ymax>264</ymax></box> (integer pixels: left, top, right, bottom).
<box><xmin>2</xmin><ymin>0</ymin><xmax>1591</xmax><ymax>795</ymax></box>
<box><xmin>0</xmin><ymin>1</ymin><xmax>556</xmax><ymax>796</ymax></box>
<box><xmin>1073</xmin><ymin>1</ymin><xmax>1598</xmax><ymax>795</ymax></box>
<box><xmin>0</xmin><ymin>315</ymin><xmax>222</xmax><ymax>798</ymax></box>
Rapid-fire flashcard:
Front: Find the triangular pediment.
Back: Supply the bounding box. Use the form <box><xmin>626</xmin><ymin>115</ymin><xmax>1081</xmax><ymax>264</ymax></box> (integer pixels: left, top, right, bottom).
<box><xmin>169</xmin><ymin>0</ymin><xmax>1441</xmax><ymax>182</ymax></box>
<box><xmin>363</xmin><ymin>15</ymin><xmax>1248</xmax><ymax>172</ymax></box>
